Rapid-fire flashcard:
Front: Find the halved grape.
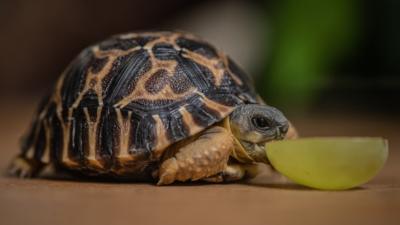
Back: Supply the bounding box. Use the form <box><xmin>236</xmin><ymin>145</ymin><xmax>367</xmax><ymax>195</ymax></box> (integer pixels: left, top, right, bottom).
<box><xmin>266</xmin><ymin>137</ymin><xmax>388</xmax><ymax>190</ymax></box>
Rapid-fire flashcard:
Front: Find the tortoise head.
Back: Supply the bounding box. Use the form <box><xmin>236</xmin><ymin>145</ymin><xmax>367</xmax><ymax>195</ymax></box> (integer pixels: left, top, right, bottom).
<box><xmin>229</xmin><ymin>104</ymin><xmax>289</xmax><ymax>163</ymax></box>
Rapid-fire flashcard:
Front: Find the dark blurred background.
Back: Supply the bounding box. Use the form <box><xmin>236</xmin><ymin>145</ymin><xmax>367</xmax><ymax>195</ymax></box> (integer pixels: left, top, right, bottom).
<box><xmin>0</xmin><ymin>0</ymin><xmax>399</xmax><ymax>116</ymax></box>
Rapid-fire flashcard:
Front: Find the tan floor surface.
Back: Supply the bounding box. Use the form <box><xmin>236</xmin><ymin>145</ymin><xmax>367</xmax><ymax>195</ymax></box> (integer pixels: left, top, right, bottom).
<box><xmin>1</xmin><ymin>100</ymin><xmax>399</xmax><ymax>225</ymax></box>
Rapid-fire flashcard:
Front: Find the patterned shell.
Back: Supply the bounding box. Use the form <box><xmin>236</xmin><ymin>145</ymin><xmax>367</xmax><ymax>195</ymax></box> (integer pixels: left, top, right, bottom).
<box><xmin>21</xmin><ymin>31</ymin><xmax>257</xmax><ymax>174</ymax></box>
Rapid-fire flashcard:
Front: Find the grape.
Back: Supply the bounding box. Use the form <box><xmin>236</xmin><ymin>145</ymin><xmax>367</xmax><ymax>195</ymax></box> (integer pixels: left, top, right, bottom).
<box><xmin>265</xmin><ymin>137</ymin><xmax>388</xmax><ymax>190</ymax></box>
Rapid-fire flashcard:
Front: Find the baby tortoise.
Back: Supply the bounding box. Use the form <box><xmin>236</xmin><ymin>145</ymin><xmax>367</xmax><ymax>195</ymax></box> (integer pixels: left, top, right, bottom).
<box><xmin>8</xmin><ymin>31</ymin><xmax>298</xmax><ymax>185</ymax></box>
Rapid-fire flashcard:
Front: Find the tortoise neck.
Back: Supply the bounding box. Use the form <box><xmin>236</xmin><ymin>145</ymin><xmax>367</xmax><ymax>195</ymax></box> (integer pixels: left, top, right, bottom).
<box><xmin>221</xmin><ymin>117</ymin><xmax>255</xmax><ymax>163</ymax></box>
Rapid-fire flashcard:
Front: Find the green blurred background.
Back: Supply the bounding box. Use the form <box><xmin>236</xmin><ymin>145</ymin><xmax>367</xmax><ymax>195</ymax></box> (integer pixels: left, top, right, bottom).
<box><xmin>0</xmin><ymin>0</ymin><xmax>399</xmax><ymax>116</ymax></box>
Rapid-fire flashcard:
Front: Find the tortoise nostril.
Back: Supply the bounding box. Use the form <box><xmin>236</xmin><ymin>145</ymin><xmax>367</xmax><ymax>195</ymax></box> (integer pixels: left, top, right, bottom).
<box><xmin>280</xmin><ymin>123</ymin><xmax>289</xmax><ymax>134</ymax></box>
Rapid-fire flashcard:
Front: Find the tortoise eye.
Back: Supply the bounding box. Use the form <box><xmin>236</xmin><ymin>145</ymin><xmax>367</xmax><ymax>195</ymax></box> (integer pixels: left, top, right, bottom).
<box><xmin>251</xmin><ymin>116</ymin><xmax>271</xmax><ymax>130</ymax></box>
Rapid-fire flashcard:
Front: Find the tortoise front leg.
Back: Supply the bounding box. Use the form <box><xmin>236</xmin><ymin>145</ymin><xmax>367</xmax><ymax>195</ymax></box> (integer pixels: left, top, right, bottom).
<box><xmin>157</xmin><ymin>126</ymin><xmax>233</xmax><ymax>185</ymax></box>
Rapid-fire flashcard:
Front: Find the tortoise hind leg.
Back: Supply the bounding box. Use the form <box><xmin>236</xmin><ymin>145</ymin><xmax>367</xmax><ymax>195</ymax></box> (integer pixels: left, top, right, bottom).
<box><xmin>157</xmin><ymin>126</ymin><xmax>234</xmax><ymax>185</ymax></box>
<box><xmin>8</xmin><ymin>155</ymin><xmax>45</xmax><ymax>178</ymax></box>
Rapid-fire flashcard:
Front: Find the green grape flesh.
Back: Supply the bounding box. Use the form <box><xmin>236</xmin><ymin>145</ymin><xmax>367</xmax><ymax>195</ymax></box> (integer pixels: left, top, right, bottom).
<box><xmin>266</xmin><ymin>137</ymin><xmax>388</xmax><ymax>190</ymax></box>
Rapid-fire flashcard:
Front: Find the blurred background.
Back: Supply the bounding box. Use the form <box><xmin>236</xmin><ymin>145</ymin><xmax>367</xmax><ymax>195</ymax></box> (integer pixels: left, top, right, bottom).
<box><xmin>0</xmin><ymin>0</ymin><xmax>399</xmax><ymax>116</ymax></box>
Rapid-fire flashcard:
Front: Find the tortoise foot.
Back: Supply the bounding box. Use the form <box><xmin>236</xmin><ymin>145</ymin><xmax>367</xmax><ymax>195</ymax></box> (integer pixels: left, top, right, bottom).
<box><xmin>8</xmin><ymin>156</ymin><xmax>42</xmax><ymax>178</ymax></box>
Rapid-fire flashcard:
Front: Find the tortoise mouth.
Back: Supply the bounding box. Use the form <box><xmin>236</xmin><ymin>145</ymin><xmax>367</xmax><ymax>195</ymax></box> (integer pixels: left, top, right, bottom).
<box><xmin>239</xmin><ymin>140</ymin><xmax>271</xmax><ymax>164</ymax></box>
<box><xmin>238</xmin><ymin>126</ymin><xmax>288</xmax><ymax>163</ymax></box>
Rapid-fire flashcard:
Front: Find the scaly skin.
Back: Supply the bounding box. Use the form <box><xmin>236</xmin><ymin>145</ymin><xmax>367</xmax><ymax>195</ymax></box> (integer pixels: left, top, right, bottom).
<box><xmin>158</xmin><ymin>126</ymin><xmax>233</xmax><ymax>185</ymax></box>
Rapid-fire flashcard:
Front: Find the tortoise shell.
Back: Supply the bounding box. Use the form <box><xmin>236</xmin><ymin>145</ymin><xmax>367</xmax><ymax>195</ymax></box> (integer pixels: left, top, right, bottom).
<box><xmin>21</xmin><ymin>31</ymin><xmax>258</xmax><ymax>176</ymax></box>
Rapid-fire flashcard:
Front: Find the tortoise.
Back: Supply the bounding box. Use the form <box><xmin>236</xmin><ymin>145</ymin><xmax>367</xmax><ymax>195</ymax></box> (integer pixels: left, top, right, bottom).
<box><xmin>8</xmin><ymin>31</ymin><xmax>298</xmax><ymax>185</ymax></box>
